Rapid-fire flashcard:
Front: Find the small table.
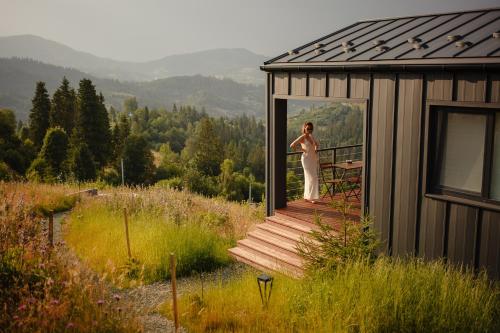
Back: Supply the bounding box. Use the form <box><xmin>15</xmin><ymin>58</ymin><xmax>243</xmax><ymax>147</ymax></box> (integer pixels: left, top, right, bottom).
<box><xmin>332</xmin><ymin>161</ymin><xmax>363</xmax><ymax>201</ymax></box>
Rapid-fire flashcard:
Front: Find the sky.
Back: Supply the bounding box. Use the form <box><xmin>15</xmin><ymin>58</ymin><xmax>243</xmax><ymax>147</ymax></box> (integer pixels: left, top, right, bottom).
<box><xmin>2</xmin><ymin>0</ymin><xmax>499</xmax><ymax>62</ymax></box>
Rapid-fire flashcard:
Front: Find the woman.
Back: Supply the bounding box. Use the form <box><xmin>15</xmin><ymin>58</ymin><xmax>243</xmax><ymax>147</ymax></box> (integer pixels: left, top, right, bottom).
<box><xmin>290</xmin><ymin>122</ymin><xmax>320</xmax><ymax>203</ymax></box>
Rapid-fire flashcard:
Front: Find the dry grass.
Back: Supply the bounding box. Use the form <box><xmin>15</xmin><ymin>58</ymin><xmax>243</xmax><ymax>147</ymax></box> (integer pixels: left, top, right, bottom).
<box><xmin>64</xmin><ymin>186</ymin><xmax>264</xmax><ymax>286</ymax></box>
<box><xmin>0</xmin><ymin>182</ymin><xmax>141</xmax><ymax>332</ymax></box>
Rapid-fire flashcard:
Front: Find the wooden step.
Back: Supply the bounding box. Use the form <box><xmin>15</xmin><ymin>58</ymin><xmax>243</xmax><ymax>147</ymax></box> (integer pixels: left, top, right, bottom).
<box><xmin>266</xmin><ymin>215</ymin><xmax>319</xmax><ymax>234</ymax></box>
<box><xmin>237</xmin><ymin>238</ymin><xmax>302</xmax><ymax>269</ymax></box>
<box><xmin>228</xmin><ymin>247</ymin><xmax>303</xmax><ymax>277</ymax></box>
<box><xmin>247</xmin><ymin>229</ymin><xmax>299</xmax><ymax>255</ymax></box>
<box><xmin>255</xmin><ymin>223</ymin><xmax>306</xmax><ymax>243</ymax></box>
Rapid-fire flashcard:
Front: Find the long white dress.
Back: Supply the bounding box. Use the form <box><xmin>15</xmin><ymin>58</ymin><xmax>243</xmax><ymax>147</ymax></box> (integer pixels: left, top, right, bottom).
<box><xmin>301</xmin><ymin>138</ymin><xmax>319</xmax><ymax>200</ymax></box>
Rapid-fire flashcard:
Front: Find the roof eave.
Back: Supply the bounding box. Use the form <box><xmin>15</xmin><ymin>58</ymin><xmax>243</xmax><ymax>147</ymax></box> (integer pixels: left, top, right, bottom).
<box><xmin>260</xmin><ymin>58</ymin><xmax>500</xmax><ymax>72</ymax></box>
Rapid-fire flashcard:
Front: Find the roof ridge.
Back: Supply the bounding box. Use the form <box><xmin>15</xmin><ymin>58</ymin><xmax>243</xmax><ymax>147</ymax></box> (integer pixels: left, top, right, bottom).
<box><xmin>358</xmin><ymin>6</ymin><xmax>500</xmax><ymax>23</ymax></box>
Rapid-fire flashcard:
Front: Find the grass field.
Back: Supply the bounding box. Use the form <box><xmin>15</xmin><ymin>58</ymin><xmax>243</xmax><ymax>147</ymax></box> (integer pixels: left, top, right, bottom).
<box><xmin>64</xmin><ymin>187</ymin><xmax>263</xmax><ymax>286</ymax></box>
<box><xmin>163</xmin><ymin>258</ymin><xmax>500</xmax><ymax>333</ymax></box>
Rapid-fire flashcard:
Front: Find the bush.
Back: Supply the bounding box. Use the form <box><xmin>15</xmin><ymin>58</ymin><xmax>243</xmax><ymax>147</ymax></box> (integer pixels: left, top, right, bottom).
<box><xmin>156</xmin><ymin>177</ymin><xmax>183</xmax><ymax>191</ymax></box>
<box><xmin>297</xmin><ymin>200</ymin><xmax>380</xmax><ymax>273</ymax></box>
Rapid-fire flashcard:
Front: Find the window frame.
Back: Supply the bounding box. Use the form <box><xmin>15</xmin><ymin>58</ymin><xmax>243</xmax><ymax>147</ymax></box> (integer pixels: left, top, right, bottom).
<box><xmin>426</xmin><ymin>103</ymin><xmax>499</xmax><ymax>206</ymax></box>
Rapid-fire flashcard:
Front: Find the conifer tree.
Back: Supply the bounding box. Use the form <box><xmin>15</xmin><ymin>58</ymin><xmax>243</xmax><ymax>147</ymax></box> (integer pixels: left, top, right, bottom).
<box><xmin>50</xmin><ymin>77</ymin><xmax>76</xmax><ymax>134</ymax></box>
<box><xmin>29</xmin><ymin>81</ymin><xmax>51</xmax><ymax>150</ymax></box>
<box><xmin>74</xmin><ymin>79</ymin><xmax>111</xmax><ymax>167</ymax></box>
<box><xmin>69</xmin><ymin>142</ymin><xmax>96</xmax><ymax>182</ymax></box>
<box><xmin>39</xmin><ymin>127</ymin><xmax>69</xmax><ymax>179</ymax></box>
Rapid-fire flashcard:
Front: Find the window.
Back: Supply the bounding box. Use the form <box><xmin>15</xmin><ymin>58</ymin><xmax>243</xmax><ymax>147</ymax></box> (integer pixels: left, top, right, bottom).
<box><xmin>428</xmin><ymin>106</ymin><xmax>500</xmax><ymax>204</ymax></box>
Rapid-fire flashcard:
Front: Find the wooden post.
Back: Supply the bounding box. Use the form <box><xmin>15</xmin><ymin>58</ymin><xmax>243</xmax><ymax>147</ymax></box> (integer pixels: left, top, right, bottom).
<box><xmin>170</xmin><ymin>253</ymin><xmax>179</xmax><ymax>333</ymax></box>
<box><xmin>48</xmin><ymin>211</ymin><xmax>54</xmax><ymax>247</ymax></box>
<box><xmin>123</xmin><ymin>207</ymin><xmax>132</xmax><ymax>259</ymax></box>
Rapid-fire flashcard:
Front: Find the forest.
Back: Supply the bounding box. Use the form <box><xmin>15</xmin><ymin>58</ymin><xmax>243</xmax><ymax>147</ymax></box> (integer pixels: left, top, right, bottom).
<box><xmin>0</xmin><ymin>76</ymin><xmax>364</xmax><ymax>203</ymax></box>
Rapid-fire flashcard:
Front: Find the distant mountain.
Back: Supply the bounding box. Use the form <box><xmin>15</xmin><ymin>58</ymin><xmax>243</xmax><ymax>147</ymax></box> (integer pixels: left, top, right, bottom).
<box><xmin>0</xmin><ymin>58</ymin><xmax>264</xmax><ymax>121</ymax></box>
<box><xmin>0</xmin><ymin>35</ymin><xmax>267</xmax><ymax>84</ymax></box>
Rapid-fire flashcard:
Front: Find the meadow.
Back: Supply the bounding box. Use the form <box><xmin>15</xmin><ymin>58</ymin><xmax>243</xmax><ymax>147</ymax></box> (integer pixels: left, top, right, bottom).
<box><xmin>0</xmin><ymin>182</ymin><xmax>141</xmax><ymax>332</ymax></box>
<box><xmin>162</xmin><ymin>258</ymin><xmax>500</xmax><ymax>333</ymax></box>
<box><xmin>64</xmin><ymin>186</ymin><xmax>264</xmax><ymax>286</ymax></box>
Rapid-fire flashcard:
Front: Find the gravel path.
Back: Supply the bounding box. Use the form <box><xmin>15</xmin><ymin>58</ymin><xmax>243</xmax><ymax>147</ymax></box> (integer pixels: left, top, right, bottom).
<box><xmin>46</xmin><ymin>211</ymin><xmax>248</xmax><ymax>333</ymax></box>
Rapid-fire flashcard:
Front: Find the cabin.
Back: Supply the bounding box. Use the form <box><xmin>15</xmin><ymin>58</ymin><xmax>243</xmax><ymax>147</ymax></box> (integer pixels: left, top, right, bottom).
<box><xmin>229</xmin><ymin>7</ymin><xmax>500</xmax><ymax>279</ymax></box>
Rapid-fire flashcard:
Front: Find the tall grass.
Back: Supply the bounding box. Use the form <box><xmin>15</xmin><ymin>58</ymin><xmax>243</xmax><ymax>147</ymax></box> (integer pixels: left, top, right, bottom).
<box><xmin>164</xmin><ymin>258</ymin><xmax>499</xmax><ymax>333</ymax></box>
<box><xmin>0</xmin><ymin>182</ymin><xmax>140</xmax><ymax>332</ymax></box>
<box><xmin>65</xmin><ymin>187</ymin><xmax>263</xmax><ymax>285</ymax></box>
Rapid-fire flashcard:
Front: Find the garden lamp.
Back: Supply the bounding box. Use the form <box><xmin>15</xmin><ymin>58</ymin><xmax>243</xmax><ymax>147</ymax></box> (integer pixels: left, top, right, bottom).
<box><xmin>257</xmin><ymin>273</ymin><xmax>273</xmax><ymax>308</ymax></box>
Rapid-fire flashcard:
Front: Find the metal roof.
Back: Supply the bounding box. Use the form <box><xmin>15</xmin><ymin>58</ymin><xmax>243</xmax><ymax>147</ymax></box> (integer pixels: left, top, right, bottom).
<box><xmin>262</xmin><ymin>7</ymin><xmax>500</xmax><ymax>69</ymax></box>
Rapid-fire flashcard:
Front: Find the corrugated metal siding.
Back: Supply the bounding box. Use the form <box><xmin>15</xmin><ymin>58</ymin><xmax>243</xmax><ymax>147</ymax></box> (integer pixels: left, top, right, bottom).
<box><xmin>274</xmin><ymin>73</ymin><xmax>289</xmax><ymax>95</ymax></box>
<box><xmin>328</xmin><ymin>74</ymin><xmax>348</xmax><ymax>97</ymax></box>
<box><xmin>456</xmin><ymin>73</ymin><xmax>487</xmax><ymax>102</ymax></box>
<box><xmin>392</xmin><ymin>74</ymin><xmax>423</xmax><ymax>255</ymax></box>
<box><xmin>369</xmin><ymin>74</ymin><xmax>395</xmax><ymax>251</ymax></box>
<box><xmin>480</xmin><ymin>211</ymin><xmax>500</xmax><ymax>279</ymax></box>
<box><xmin>308</xmin><ymin>73</ymin><xmax>327</xmax><ymax>97</ymax></box>
<box><xmin>426</xmin><ymin>73</ymin><xmax>453</xmax><ymax>100</ymax></box>
<box><xmin>490</xmin><ymin>74</ymin><xmax>500</xmax><ymax>103</ymax></box>
<box><xmin>350</xmin><ymin>74</ymin><xmax>371</xmax><ymax>99</ymax></box>
<box><xmin>291</xmin><ymin>73</ymin><xmax>307</xmax><ymax>96</ymax></box>
<box><xmin>419</xmin><ymin>199</ymin><xmax>447</xmax><ymax>259</ymax></box>
<box><xmin>447</xmin><ymin>204</ymin><xmax>478</xmax><ymax>266</ymax></box>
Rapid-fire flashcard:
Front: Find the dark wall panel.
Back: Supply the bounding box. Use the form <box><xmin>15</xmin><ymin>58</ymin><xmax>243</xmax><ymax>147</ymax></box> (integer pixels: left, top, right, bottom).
<box><xmin>274</xmin><ymin>72</ymin><xmax>289</xmax><ymax>95</ymax></box>
<box><xmin>480</xmin><ymin>211</ymin><xmax>500</xmax><ymax>279</ymax></box>
<box><xmin>329</xmin><ymin>73</ymin><xmax>348</xmax><ymax>98</ymax></box>
<box><xmin>491</xmin><ymin>74</ymin><xmax>500</xmax><ymax>103</ymax></box>
<box><xmin>350</xmin><ymin>74</ymin><xmax>370</xmax><ymax>99</ymax></box>
<box><xmin>369</xmin><ymin>74</ymin><xmax>395</xmax><ymax>252</ymax></box>
<box><xmin>392</xmin><ymin>74</ymin><xmax>423</xmax><ymax>255</ymax></box>
<box><xmin>426</xmin><ymin>73</ymin><xmax>453</xmax><ymax>100</ymax></box>
<box><xmin>418</xmin><ymin>198</ymin><xmax>447</xmax><ymax>259</ymax></box>
<box><xmin>455</xmin><ymin>73</ymin><xmax>486</xmax><ymax>102</ymax></box>
<box><xmin>291</xmin><ymin>73</ymin><xmax>307</xmax><ymax>96</ymax></box>
<box><xmin>309</xmin><ymin>73</ymin><xmax>327</xmax><ymax>97</ymax></box>
<box><xmin>447</xmin><ymin>204</ymin><xmax>478</xmax><ymax>266</ymax></box>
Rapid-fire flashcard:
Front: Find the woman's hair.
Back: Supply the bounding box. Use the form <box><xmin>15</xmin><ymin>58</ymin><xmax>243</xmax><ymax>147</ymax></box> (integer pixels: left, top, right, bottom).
<box><xmin>302</xmin><ymin>122</ymin><xmax>314</xmax><ymax>134</ymax></box>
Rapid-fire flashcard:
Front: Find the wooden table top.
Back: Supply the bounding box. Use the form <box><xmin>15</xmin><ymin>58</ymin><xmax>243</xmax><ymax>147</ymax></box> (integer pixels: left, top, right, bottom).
<box><xmin>332</xmin><ymin>160</ymin><xmax>363</xmax><ymax>170</ymax></box>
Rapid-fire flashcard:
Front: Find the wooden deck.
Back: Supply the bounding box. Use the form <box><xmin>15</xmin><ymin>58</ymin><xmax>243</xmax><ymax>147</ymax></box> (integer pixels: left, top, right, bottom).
<box><xmin>277</xmin><ymin>195</ymin><xmax>361</xmax><ymax>229</ymax></box>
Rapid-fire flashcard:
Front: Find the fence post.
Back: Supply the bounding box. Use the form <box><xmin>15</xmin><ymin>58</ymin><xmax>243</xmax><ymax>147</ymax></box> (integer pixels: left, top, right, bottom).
<box><xmin>48</xmin><ymin>211</ymin><xmax>54</xmax><ymax>247</ymax></box>
<box><xmin>123</xmin><ymin>207</ymin><xmax>132</xmax><ymax>259</ymax></box>
<box><xmin>170</xmin><ymin>253</ymin><xmax>179</xmax><ymax>333</ymax></box>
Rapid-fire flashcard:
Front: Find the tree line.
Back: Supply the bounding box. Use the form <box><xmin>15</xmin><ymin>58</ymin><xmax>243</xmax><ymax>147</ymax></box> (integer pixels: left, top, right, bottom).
<box><xmin>0</xmin><ymin>77</ymin><xmax>265</xmax><ymax>202</ymax></box>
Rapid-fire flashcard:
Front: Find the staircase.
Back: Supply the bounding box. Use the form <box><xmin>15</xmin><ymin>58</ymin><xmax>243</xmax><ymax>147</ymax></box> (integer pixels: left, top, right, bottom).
<box><xmin>228</xmin><ymin>211</ymin><xmax>320</xmax><ymax>277</ymax></box>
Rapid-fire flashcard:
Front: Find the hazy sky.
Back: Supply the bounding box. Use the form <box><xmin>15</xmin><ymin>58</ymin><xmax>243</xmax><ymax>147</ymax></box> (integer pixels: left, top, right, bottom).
<box><xmin>2</xmin><ymin>0</ymin><xmax>499</xmax><ymax>61</ymax></box>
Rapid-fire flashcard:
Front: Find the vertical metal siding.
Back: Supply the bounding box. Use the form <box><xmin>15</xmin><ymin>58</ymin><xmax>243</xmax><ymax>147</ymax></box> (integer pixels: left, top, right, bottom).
<box><xmin>419</xmin><ymin>199</ymin><xmax>447</xmax><ymax>259</ymax></box>
<box><xmin>369</xmin><ymin>74</ymin><xmax>395</xmax><ymax>252</ymax></box>
<box><xmin>480</xmin><ymin>211</ymin><xmax>500</xmax><ymax>279</ymax></box>
<box><xmin>291</xmin><ymin>73</ymin><xmax>307</xmax><ymax>96</ymax></box>
<box><xmin>328</xmin><ymin>73</ymin><xmax>348</xmax><ymax>98</ymax></box>
<box><xmin>392</xmin><ymin>74</ymin><xmax>423</xmax><ymax>255</ymax></box>
<box><xmin>455</xmin><ymin>73</ymin><xmax>487</xmax><ymax>102</ymax></box>
<box><xmin>274</xmin><ymin>72</ymin><xmax>289</xmax><ymax>95</ymax></box>
<box><xmin>447</xmin><ymin>204</ymin><xmax>478</xmax><ymax>266</ymax></box>
<box><xmin>490</xmin><ymin>74</ymin><xmax>500</xmax><ymax>103</ymax></box>
<box><xmin>426</xmin><ymin>73</ymin><xmax>453</xmax><ymax>100</ymax></box>
<box><xmin>308</xmin><ymin>73</ymin><xmax>327</xmax><ymax>97</ymax></box>
<box><xmin>350</xmin><ymin>74</ymin><xmax>371</xmax><ymax>99</ymax></box>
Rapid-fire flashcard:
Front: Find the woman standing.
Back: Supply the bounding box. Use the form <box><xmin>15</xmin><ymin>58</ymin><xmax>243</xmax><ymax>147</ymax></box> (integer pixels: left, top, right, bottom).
<box><xmin>290</xmin><ymin>122</ymin><xmax>320</xmax><ymax>203</ymax></box>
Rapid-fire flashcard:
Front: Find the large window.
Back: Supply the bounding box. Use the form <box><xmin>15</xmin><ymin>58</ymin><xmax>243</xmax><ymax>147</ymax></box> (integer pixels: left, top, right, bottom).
<box><xmin>429</xmin><ymin>106</ymin><xmax>500</xmax><ymax>204</ymax></box>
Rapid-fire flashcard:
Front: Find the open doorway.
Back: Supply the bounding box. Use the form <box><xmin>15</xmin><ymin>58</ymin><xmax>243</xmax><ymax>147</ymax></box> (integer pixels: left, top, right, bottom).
<box><xmin>281</xmin><ymin>99</ymin><xmax>366</xmax><ymax>223</ymax></box>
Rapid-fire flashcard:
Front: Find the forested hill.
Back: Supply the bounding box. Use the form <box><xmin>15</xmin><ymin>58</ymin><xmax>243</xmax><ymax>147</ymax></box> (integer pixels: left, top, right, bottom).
<box><xmin>0</xmin><ymin>35</ymin><xmax>267</xmax><ymax>84</ymax></box>
<box><xmin>0</xmin><ymin>58</ymin><xmax>264</xmax><ymax>121</ymax></box>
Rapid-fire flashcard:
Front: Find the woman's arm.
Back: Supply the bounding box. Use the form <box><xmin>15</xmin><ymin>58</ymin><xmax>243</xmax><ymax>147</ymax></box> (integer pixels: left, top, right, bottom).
<box><xmin>290</xmin><ymin>134</ymin><xmax>305</xmax><ymax>150</ymax></box>
<box><xmin>311</xmin><ymin>134</ymin><xmax>320</xmax><ymax>150</ymax></box>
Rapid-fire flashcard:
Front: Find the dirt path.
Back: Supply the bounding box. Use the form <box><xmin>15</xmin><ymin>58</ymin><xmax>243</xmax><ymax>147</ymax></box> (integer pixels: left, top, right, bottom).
<box><xmin>49</xmin><ymin>212</ymin><xmax>247</xmax><ymax>333</ymax></box>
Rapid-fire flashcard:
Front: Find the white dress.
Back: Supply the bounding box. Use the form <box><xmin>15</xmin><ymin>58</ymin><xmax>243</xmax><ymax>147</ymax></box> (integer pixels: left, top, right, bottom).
<box><xmin>301</xmin><ymin>138</ymin><xmax>319</xmax><ymax>200</ymax></box>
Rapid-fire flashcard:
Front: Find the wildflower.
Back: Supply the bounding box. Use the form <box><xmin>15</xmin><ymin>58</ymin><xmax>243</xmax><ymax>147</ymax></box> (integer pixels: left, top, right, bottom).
<box><xmin>113</xmin><ymin>294</ymin><xmax>121</xmax><ymax>302</ymax></box>
<box><xmin>97</xmin><ymin>299</ymin><xmax>104</xmax><ymax>306</ymax></box>
<box><xmin>13</xmin><ymin>315</ymin><xmax>19</xmax><ymax>320</ymax></box>
<box><xmin>66</xmin><ymin>322</ymin><xmax>75</xmax><ymax>329</ymax></box>
<box><xmin>51</xmin><ymin>299</ymin><xmax>60</xmax><ymax>305</ymax></box>
<box><xmin>117</xmin><ymin>307</ymin><xmax>122</xmax><ymax>313</ymax></box>
<box><xmin>17</xmin><ymin>304</ymin><xmax>27</xmax><ymax>311</ymax></box>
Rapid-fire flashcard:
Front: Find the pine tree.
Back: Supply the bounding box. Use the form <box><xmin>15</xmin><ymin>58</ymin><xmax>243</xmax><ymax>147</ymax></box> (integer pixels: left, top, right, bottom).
<box><xmin>50</xmin><ymin>77</ymin><xmax>76</xmax><ymax>134</ymax></box>
<box><xmin>122</xmin><ymin>134</ymin><xmax>154</xmax><ymax>185</ymax></box>
<box><xmin>29</xmin><ymin>81</ymin><xmax>51</xmax><ymax>150</ymax></box>
<box><xmin>74</xmin><ymin>79</ymin><xmax>111</xmax><ymax>167</ymax></box>
<box><xmin>69</xmin><ymin>142</ymin><xmax>96</xmax><ymax>182</ymax></box>
<box><xmin>39</xmin><ymin>127</ymin><xmax>69</xmax><ymax>179</ymax></box>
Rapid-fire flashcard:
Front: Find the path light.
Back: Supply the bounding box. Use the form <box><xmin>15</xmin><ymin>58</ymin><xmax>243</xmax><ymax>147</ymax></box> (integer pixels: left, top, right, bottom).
<box><xmin>257</xmin><ymin>273</ymin><xmax>273</xmax><ymax>308</ymax></box>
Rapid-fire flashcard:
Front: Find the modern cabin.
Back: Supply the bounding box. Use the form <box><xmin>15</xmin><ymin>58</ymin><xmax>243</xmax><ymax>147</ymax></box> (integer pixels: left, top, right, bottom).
<box><xmin>229</xmin><ymin>7</ymin><xmax>500</xmax><ymax>279</ymax></box>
